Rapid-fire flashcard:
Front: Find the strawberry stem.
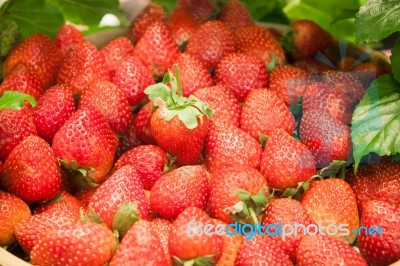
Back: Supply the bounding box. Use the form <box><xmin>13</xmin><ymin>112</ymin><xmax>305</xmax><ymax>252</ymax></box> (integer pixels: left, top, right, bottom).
<box><xmin>173</xmin><ymin>64</ymin><xmax>183</xmax><ymax>97</ymax></box>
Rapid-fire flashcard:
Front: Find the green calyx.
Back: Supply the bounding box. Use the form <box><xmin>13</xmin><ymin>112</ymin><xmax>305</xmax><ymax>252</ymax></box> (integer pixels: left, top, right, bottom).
<box><xmin>58</xmin><ymin>159</ymin><xmax>98</xmax><ymax>189</ymax></box>
<box><xmin>144</xmin><ymin>65</ymin><xmax>213</xmax><ymax>130</ymax></box>
<box><xmin>0</xmin><ymin>91</ymin><xmax>37</xmax><ymax>110</ymax></box>
<box><xmin>112</xmin><ymin>202</ymin><xmax>140</xmax><ymax>238</ymax></box>
<box><xmin>173</xmin><ymin>255</ymin><xmax>215</xmax><ymax>266</ymax></box>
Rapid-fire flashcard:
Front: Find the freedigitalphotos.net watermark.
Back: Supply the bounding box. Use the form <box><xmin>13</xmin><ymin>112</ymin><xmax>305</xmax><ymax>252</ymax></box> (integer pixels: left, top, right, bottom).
<box><xmin>186</xmin><ymin>220</ymin><xmax>383</xmax><ymax>241</ymax></box>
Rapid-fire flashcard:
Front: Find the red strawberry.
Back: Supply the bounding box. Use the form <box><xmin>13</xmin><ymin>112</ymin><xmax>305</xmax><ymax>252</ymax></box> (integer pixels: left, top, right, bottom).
<box><xmin>57</xmin><ymin>41</ymin><xmax>111</xmax><ymax>95</ymax></box>
<box><xmin>112</xmin><ymin>55</ymin><xmax>155</xmax><ymax>106</ymax></box>
<box><xmin>133</xmin><ymin>102</ymin><xmax>157</xmax><ymax>144</ymax></box>
<box><xmin>30</xmin><ymin>222</ymin><xmax>117</xmax><ymax>266</ymax></box>
<box><xmin>260</xmin><ymin>129</ymin><xmax>316</xmax><ymax>189</ymax></box>
<box><xmin>79</xmin><ymin>80</ymin><xmax>133</xmax><ymax>134</ymax></box>
<box><xmin>208</xmin><ymin>166</ymin><xmax>268</xmax><ymax>224</ymax></box>
<box><xmin>235</xmin><ymin>25</ymin><xmax>286</xmax><ymax>65</ymax></box>
<box><xmin>240</xmin><ymin>89</ymin><xmax>295</xmax><ymax>140</ymax></box>
<box><xmin>55</xmin><ymin>24</ymin><xmax>84</xmax><ymax>56</ymax></box>
<box><xmin>0</xmin><ymin>191</ymin><xmax>31</xmax><ymax>246</ymax></box>
<box><xmin>101</xmin><ymin>36</ymin><xmax>134</xmax><ymax>77</ymax></box>
<box><xmin>33</xmin><ymin>84</ymin><xmax>75</xmax><ymax>143</ymax></box>
<box><xmin>116</xmin><ymin>120</ymin><xmax>142</xmax><ymax>157</ymax></box>
<box><xmin>290</xmin><ymin>19</ymin><xmax>333</xmax><ymax>59</ymax></box>
<box><xmin>358</xmin><ymin>200</ymin><xmax>400</xmax><ymax>266</ymax></box>
<box><xmin>186</xmin><ymin>20</ymin><xmax>236</xmax><ymax>69</ymax></box>
<box><xmin>88</xmin><ymin>165</ymin><xmax>148</xmax><ymax>235</ymax></box>
<box><xmin>218</xmin><ymin>0</ymin><xmax>254</xmax><ymax>30</ymax></box>
<box><xmin>150</xmin><ymin>165</ymin><xmax>209</xmax><ymax>219</ymax></box>
<box><xmin>167</xmin><ymin>7</ymin><xmax>202</xmax><ymax>46</ymax></box>
<box><xmin>193</xmin><ymin>85</ymin><xmax>241</xmax><ymax>126</ymax></box>
<box><xmin>75</xmin><ymin>187</ymin><xmax>97</xmax><ymax>212</ymax></box>
<box><xmin>296</xmin><ymin>234</ymin><xmax>368</xmax><ymax>266</ymax></box>
<box><xmin>205</xmin><ymin>120</ymin><xmax>262</xmax><ymax>173</ymax></box>
<box><xmin>133</xmin><ymin>21</ymin><xmax>180</xmax><ymax>77</ymax></box>
<box><xmin>215</xmin><ymin>222</ymin><xmax>243</xmax><ymax>266</ymax></box>
<box><xmin>33</xmin><ymin>191</ymin><xmax>83</xmax><ymax>215</ymax></box>
<box><xmin>114</xmin><ymin>145</ymin><xmax>167</xmax><ymax>190</ymax></box>
<box><xmin>351</xmin><ymin>62</ymin><xmax>379</xmax><ymax>87</ymax></box>
<box><xmin>177</xmin><ymin>0</ymin><xmax>215</xmax><ymax>22</ymax></box>
<box><xmin>52</xmin><ymin>107</ymin><xmax>118</xmax><ymax>185</ymax></box>
<box><xmin>169</xmin><ymin>207</ymin><xmax>224</xmax><ymax>265</ymax></box>
<box><xmin>300</xmin><ymin>178</ymin><xmax>359</xmax><ymax>244</ymax></box>
<box><xmin>299</xmin><ymin>110</ymin><xmax>352</xmax><ymax>167</ymax></box>
<box><xmin>262</xmin><ymin>198</ymin><xmax>315</xmax><ymax>262</ymax></box>
<box><xmin>150</xmin><ymin>218</ymin><xmax>172</xmax><ymax>264</ymax></box>
<box><xmin>1</xmin><ymin>135</ymin><xmax>61</xmax><ymax>203</ymax></box>
<box><xmin>321</xmin><ymin>71</ymin><xmax>365</xmax><ymax>102</ymax></box>
<box><xmin>293</xmin><ymin>58</ymin><xmax>334</xmax><ymax>74</ymax></box>
<box><xmin>214</xmin><ymin>53</ymin><xmax>268</xmax><ymax>101</ymax></box>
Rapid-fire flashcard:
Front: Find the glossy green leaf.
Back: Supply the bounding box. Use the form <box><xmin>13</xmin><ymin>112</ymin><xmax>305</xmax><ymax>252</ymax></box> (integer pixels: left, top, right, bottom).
<box><xmin>331</xmin><ymin>8</ymin><xmax>358</xmax><ymax>25</ymax></box>
<box><xmin>0</xmin><ymin>91</ymin><xmax>37</xmax><ymax>110</ymax></box>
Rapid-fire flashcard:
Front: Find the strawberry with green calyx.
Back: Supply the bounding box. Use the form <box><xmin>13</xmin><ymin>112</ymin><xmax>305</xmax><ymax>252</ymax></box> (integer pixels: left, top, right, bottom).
<box><xmin>144</xmin><ymin>65</ymin><xmax>213</xmax><ymax>166</ymax></box>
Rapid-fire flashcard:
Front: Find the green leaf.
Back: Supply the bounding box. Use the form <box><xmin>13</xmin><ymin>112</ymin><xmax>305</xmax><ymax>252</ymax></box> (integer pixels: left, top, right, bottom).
<box><xmin>0</xmin><ymin>91</ymin><xmax>37</xmax><ymax>110</ymax></box>
<box><xmin>153</xmin><ymin>0</ymin><xmax>175</xmax><ymax>14</ymax></box>
<box><xmin>391</xmin><ymin>37</ymin><xmax>400</xmax><ymax>83</ymax></box>
<box><xmin>144</xmin><ymin>84</ymin><xmax>171</xmax><ymax>101</ymax></box>
<box><xmin>282</xmin><ymin>188</ymin><xmax>297</xmax><ymax>197</ymax></box>
<box><xmin>112</xmin><ymin>202</ymin><xmax>140</xmax><ymax>238</ymax></box>
<box><xmin>177</xmin><ymin>106</ymin><xmax>202</xmax><ymax>130</ymax></box>
<box><xmin>331</xmin><ymin>8</ymin><xmax>358</xmax><ymax>25</ymax></box>
<box><xmin>242</xmin><ymin>0</ymin><xmax>289</xmax><ymax>24</ymax></box>
<box><xmin>317</xmin><ymin>160</ymin><xmax>348</xmax><ymax>177</ymax></box>
<box><xmin>355</xmin><ymin>0</ymin><xmax>400</xmax><ymax>43</ymax></box>
<box><xmin>351</xmin><ymin>75</ymin><xmax>400</xmax><ymax>171</ymax></box>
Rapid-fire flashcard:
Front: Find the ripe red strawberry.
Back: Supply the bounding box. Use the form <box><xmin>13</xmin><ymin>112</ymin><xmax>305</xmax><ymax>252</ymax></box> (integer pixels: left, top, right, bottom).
<box><xmin>101</xmin><ymin>36</ymin><xmax>134</xmax><ymax>77</ymax></box>
<box><xmin>167</xmin><ymin>7</ymin><xmax>202</xmax><ymax>46</ymax></box>
<box><xmin>150</xmin><ymin>218</ymin><xmax>172</xmax><ymax>265</ymax></box>
<box><xmin>4</xmin><ymin>33</ymin><xmax>62</xmax><ymax>88</ymax></box>
<box><xmin>358</xmin><ymin>200</ymin><xmax>400</xmax><ymax>266</ymax></box>
<box><xmin>30</xmin><ymin>222</ymin><xmax>117</xmax><ymax>266</ymax></box>
<box><xmin>234</xmin><ymin>235</ymin><xmax>292</xmax><ymax>266</ymax></box>
<box><xmin>193</xmin><ymin>85</ymin><xmax>241</xmax><ymax>126</ymax></box>
<box><xmin>269</xmin><ymin>65</ymin><xmax>310</xmax><ymax>106</ymax></box>
<box><xmin>116</xmin><ymin>120</ymin><xmax>142</xmax><ymax>157</ymax></box>
<box><xmin>133</xmin><ymin>102</ymin><xmax>157</xmax><ymax>144</ymax></box>
<box><xmin>75</xmin><ymin>187</ymin><xmax>97</xmax><ymax>211</ymax></box>
<box><xmin>171</xmin><ymin>53</ymin><xmax>214</xmax><ymax>97</ymax></box>
<box><xmin>347</xmin><ymin>160</ymin><xmax>400</xmax><ymax>214</ymax></box>
<box><xmin>150</xmin><ymin>165</ymin><xmax>209</xmax><ymax>219</ymax></box>
<box><xmin>290</xmin><ymin>19</ymin><xmax>333</xmax><ymax>59</ymax></box>
<box><xmin>235</xmin><ymin>25</ymin><xmax>286</xmax><ymax>65</ymax></box>
<box><xmin>215</xmin><ymin>53</ymin><xmax>268</xmax><ymax>101</ymax></box>
<box><xmin>169</xmin><ymin>207</ymin><xmax>224</xmax><ymax>265</ymax></box>
<box><xmin>114</xmin><ymin>145</ymin><xmax>168</xmax><ymax>190</ymax></box>
<box><xmin>215</xmin><ymin>222</ymin><xmax>243</xmax><ymax>266</ymax></box>
<box><xmin>186</xmin><ymin>20</ymin><xmax>236</xmax><ymax>69</ymax></box>
<box><xmin>205</xmin><ymin>120</ymin><xmax>262</xmax><ymax>173</ymax></box>
<box><xmin>33</xmin><ymin>191</ymin><xmax>83</xmax><ymax>215</ymax></box>
<box><xmin>1</xmin><ymin>135</ymin><xmax>61</xmax><ymax>203</ymax></box>
<box><xmin>321</xmin><ymin>71</ymin><xmax>365</xmax><ymax>102</ymax></box>
<box><xmin>260</xmin><ymin>129</ymin><xmax>316</xmax><ymax>189</ymax></box>
<box><xmin>208</xmin><ymin>166</ymin><xmax>268</xmax><ymax>223</ymax></box>
<box><xmin>296</xmin><ymin>234</ymin><xmax>368</xmax><ymax>266</ymax></box>
<box><xmin>55</xmin><ymin>24</ymin><xmax>84</xmax><ymax>56</ymax></box>
<box><xmin>57</xmin><ymin>41</ymin><xmax>111</xmax><ymax>94</ymax></box>
<box><xmin>177</xmin><ymin>0</ymin><xmax>215</xmax><ymax>22</ymax></box>
<box><xmin>240</xmin><ymin>89</ymin><xmax>295</xmax><ymax>140</ymax></box>
<box><xmin>218</xmin><ymin>0</ymin><xmax>254</xmax><ymax>30</ymax></box>
<box><xmin>0</xmin><ymin>63</ymin><xmax>44</xmax><ymax>99</ymax></box>
<box><xmin>52</xmin><ymin>107</ymin><xmax>118</xmax><ymax>185</ymax></box>
<box><xmin>133</xmin><ymin>21</ymin><xmax>180</xmax><ymax>77</ymax></box>
<box><xmin>300</xmin><ymin>178</ymin><xmax>359</xmax><ymax>244</ymax></box>
<box><xmin>0</xmin><ymin>191</ymin><xmax>31</xmax><ymax>246</ymax></box>
<box><xmin>293</xmin><ymin>58</ymin><xmax>333</xmax><ymax>74</ymax></box>
<box><xmin>299</xmin><ymin>110</ymin><xmax>352</xmax><ymax>167</ymax></box>
<box><xmin>33</xmin><ymin>84</ymin><xmax>75</xmax><ymax>143</ymax></box>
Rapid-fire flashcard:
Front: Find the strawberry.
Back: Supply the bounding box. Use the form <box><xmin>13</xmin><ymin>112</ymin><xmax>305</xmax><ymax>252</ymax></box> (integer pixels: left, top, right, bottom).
<box><xmin>75</xmin><ymin>187</ymin><xmax>97</xmax><ymax>212</ymax></box>
<box><xmin>218</xmin><ymin>0</ymin><xmax>254</xmax><ymax>30</ymax></box>
<box><xmin>208</xmin><ymin>166</ymin><xmax>268</xmax><ymax>224</ymax></box>
<box><xmin>55</xmin><ymin>24</ymin><xmax>84</xmax><ymax>56</ymax></box>
<box><xmin>193</xmin><ymin>85</ymin><xmax>241</xmax><ymax>126</ymax></box>
<box><xmin>169</xmin><ymin>207</ymin><xmax>224</xmax><ymax>265</ymax></box>
<box><xmin>269</xmin><ymin>64</ymin><xmax>310</xmax><ymax>106</ymax></box>
<box><xmin>171</xmin><ymin>53</ymin><xmax>214</xmax><ymax>97</ymax></box>
<box><xmin>33</xmin><ymin>84</ymin><xmax>75</xmax><ymax>143</ymax></box>
<box><xmin>114</xmin><ymin>145</ymin><xmax>168</xmax><ymax>190</ymax></box>
<box><xmin>261</xmin><ymin>198</ymin><xmax>315</xmax><ymax>262</ymax></box>
<box><xmin>79</xmin><ymin>80</ymin><xmax>133</xmax><ymax>134</ymax></box>
<box><xmin>116</xmin><ymin>120</ymin><xmax>142</xmax><ymax>158</ymax></box>
<box><xmin>33</xmin><ymin>191</ymin><xmax>83</xmax><ymax>215</ymax></box>
<box><xmin>112</xmin><ymin>55</ymin><xmax>155</xmax><ymax>106</ymax></box>
<box><xmin>30</xmin><ymin>222</ymin><xmax>117</xmax><ymax>266</ymax></box>
<box><xmin>4</xmin><ymin>33</ymin><xmax>62</xmax><ymax>88</ymax></box>
<box><xmin>0</xmin><ymin>191</ymin><xmax>31</xmax><ymax>246</ymax></box>
<box><xmin>321</xmin><ymin>71</ymin><xmax>365</xmax><ymax>102</ymax></box>
<box><xmin>347</xmin><ymin>160</ymin><xmax>400</xmax><ymax>214</ymax></box>
<box><xmin>240</xmin><ymin>89</ymin><xmax>295</xmax><ymax>140</ymax></box>
<box><xmin>101</xmin><ymin>36</ymin><xmax>134</xmax><ymax>77</ymax></box>
<box><xmin>133</xmin><ymin>102</ymin><xmax>157</xmax><ymax>144</ymax></box>
<box><xmin>57</xmin><ymin>41</ymin><xmax>111</xmax><ymax>95</ymax></box>
<box><xmin>290</xmin><ymin>19</ymin><xmax>333</xmax><ymax>59</ymax></box>
<box><xmin>88</xmin><ymin>165</ymin><xmax>148</xmax><ymax>236</ymax></box>
<box><xmin>214</xmin><ymin>53</ymin><xmax>268</xmax><ymax>101</ymax></box>
<box><xmin>351</xmin><ymin>62</ymin><xmax>379</xmax><ymax>87</ymax></box>
<box><xmin>52</xmin><ymin>107</ymin><xmax>118</xmax><ymax>185</ymax></box>
<box><xmin>167</xmin><ymin>7</ymin><xmax>202</xmax><ymax>46</ymax></box>
<box><xmin>299</xmin><ymin>110</ymin><xmax>352</xmax><ymax>167</ymax></box>
<box><xmin>0</xmin><ymin>63</ymin><xmax>44</xmax><ymax>100</ymax></box>
<box><xmin>215</xmin><ymin>222</ymin><xmax>243</xmax><ymax>266</ymax></box>
<box><xmin>300</xmin><ymin>178</ymin><xmax>359</xmax><ymax>244</ymax></box>
<box><xmin>1</xmin><ymin>135</ymin><xmax>61</xmax><ymax>203</ymax></box>
<box><xmin>150</xmin><ymin>165</ymin><xmax>209</xmax><ymax>219</ymax></box>
<box><xmin>150</xmin><ymin>218</ymin><xmax>172</xmax><ymax>264</ymax></box>
<box><xmin>260</xmin><ymin>129</ymin><xmax>316</xmax><ymax>190</ymax></box>
<box><xmin>296</xmin><ymin>234</ymin><xmax>368</xmax><ymax>266</ymax></box>
<box><xmin>177</xmin><ymin>0</ymin><xmax>215</xmax><ymax>22</ymax></box>
<box><xmin>358</xmin><ymin>200</ymin><xmax>400</xmax><ymax>266</ymax></box>
<box><xmin>133</xmin><ymin>21</ymin><xmax>180</xmax><ymax>77</ymax></box>
<box><xmin>235</xmin><ymin>25</ymin><xmax>286</xmax><ymax>65</ymax></box>
<box><xmin>205</xmin><ymin>120</ymin><xmax>262</xmax><ymax>173</ymax></box>
<box><xmin>186</xmin><ymin>20</ymin><xmax>236</xmax><ymax>69</ymax></box>
<box><xmin>293</xmin><ymin>58</ymin><xmax>333</xmax><ymax>74</ymax></box>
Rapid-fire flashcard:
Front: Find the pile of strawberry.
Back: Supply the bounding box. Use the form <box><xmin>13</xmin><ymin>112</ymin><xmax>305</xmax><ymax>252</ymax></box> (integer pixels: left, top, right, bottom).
<box><xmin>0</xmin><ymin>0</ymin><xmax>399</xmax><ymax>265</ymax></box>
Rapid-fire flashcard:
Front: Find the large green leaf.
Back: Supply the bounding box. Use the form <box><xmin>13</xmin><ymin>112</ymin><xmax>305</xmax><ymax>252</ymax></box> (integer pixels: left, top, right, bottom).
<box><xmin>242</xmin><ymin>0</ymin><xmax>289</xmax><ymax>24</ymax></box>
<box><xmin>351</xmin><ymin>75</ymin><xmax>400</xmax><ymax>171</ymax></box>
<box><xmin>355</xmin><ymin>0</ymin><xmax>400</xmax><ymax>43</ymax></box>
<box><xmin>390</xmin><ymin>37</ymin><xmax>400</xmax><ymax>83</ymax></box>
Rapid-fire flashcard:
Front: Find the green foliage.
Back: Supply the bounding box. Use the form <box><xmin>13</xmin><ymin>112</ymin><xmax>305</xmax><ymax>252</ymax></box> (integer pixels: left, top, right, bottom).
<box><xmin>390</xmin><ymin>37</ymin><xmax>400</xmax><ymax>83</ymax></box>
<box><xmin>0</xmin><ymin>19</ymin><xmax>21</xmax><ymax>58</ymax></box>
<box><xmin>0</xmin><ymin>91</ymin><xmax>37</xmax><ymax>110</ymax></box>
